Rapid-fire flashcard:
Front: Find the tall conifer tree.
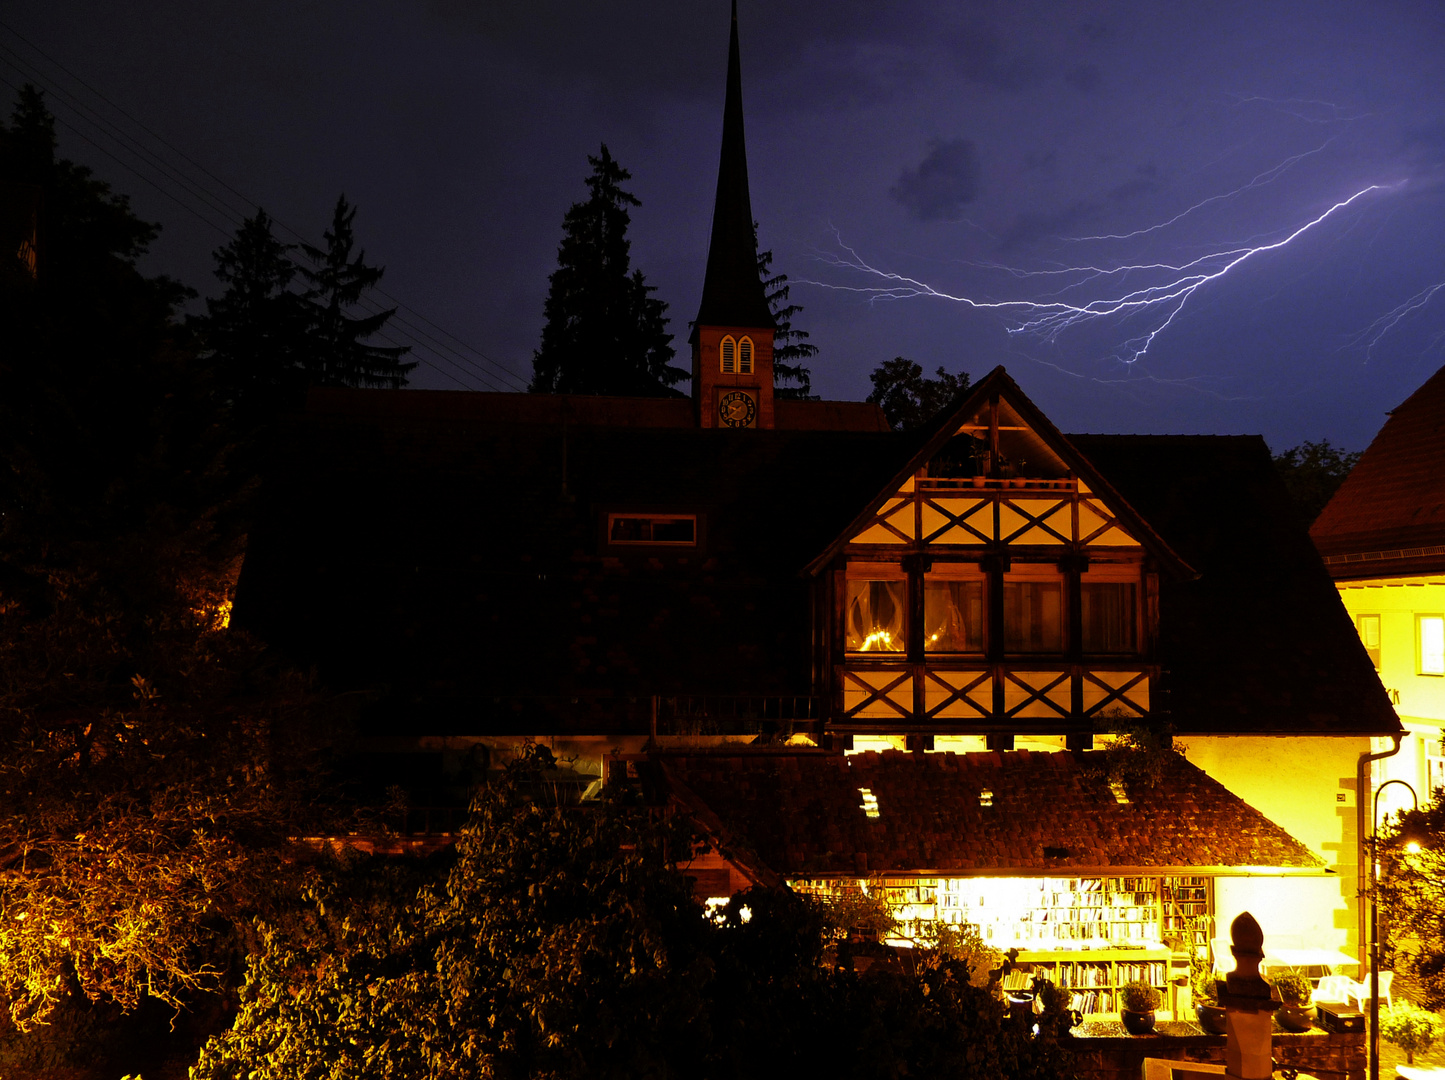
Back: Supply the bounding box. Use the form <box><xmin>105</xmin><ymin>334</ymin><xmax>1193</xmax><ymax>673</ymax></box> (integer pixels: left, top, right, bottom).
<box><xmin>531</xmin><ymin>145</ymin><xmax>684</xmax><ymax>396</ymax></box>
<box><xmin>756</xmin><ymin>242</ymin><xmax>818</xmax><ymax>399</ymax></box>
<box><xmin>201</xmin><ymin>209</ymin><xmax>309</xmax><ymax>422</ymax></box>
<box><xmin>299</xmin><ymin>196</ymin><xmax>415</xmax><ymax>389</ymax></box>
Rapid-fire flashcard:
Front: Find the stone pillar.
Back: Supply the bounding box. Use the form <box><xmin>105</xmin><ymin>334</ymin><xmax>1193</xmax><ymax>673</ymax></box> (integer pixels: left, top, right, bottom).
<box><xmin>1217</xmin><ymin>912</ymin><xmax>1280</xmax><ymax>1080</ymax></box>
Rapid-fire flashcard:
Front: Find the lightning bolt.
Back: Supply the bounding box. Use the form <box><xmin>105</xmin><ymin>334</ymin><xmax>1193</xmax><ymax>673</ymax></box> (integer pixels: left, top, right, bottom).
<box><xmin>809</xmin><ymin>184</ymin><xmax>1390</xmax><ymax>366</ymax></box>
<box><xmin>1066</xmin><ymin>140</ymin><xmax>1335</xmax><ymax>242</ymax></box>
<box><xmin>1347</xmin><ymin>279</ymin><xmax>1445</xmax><ymax>360</ymax></box>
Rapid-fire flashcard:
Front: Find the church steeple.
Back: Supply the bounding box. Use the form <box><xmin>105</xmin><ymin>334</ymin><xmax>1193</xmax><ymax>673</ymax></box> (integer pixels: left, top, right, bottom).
<box><xmin>692</xmin><ymin>1</ymin><xmax>777</xmax><ymax>429</ymax></box>
<box><xmin>694</xmin><ymin>1</ymin><xmax>774</xmax><ymax>332</ymax></box>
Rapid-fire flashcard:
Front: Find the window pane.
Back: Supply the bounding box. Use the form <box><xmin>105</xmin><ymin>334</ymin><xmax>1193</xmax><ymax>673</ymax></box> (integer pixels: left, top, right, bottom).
<box><xmin>1357</xmin><ymin>615</ymin><xmax>1381</xmax><ymax>670</ymax></box>
<box><xmin>1003</xmin><ymin>580</ymin><xmax>1062</xmax><ymax>653</ymax></box>
<box><xmin>925</xmin><ymin>580</ymin><xmax>984</xmax><ymax>653</ymax></box>
<box><xmin>1422</xmin><ymin>616</ymin><xmax>1445</xmax><ymax>675</ymax></box>
<box><xmin>1082</xmin><ymin>582</ymin><xmax>1137</xmax><ymax>653</ymax></box>
<box><xmin>609</xmin><ymin>515</ymin><xmax>696</xmax><ymax>545</ymax></box>
<box><xmin>846</xmin><ymin>580</ymin><xmax>905</xmax><ymax>652</ymax></box>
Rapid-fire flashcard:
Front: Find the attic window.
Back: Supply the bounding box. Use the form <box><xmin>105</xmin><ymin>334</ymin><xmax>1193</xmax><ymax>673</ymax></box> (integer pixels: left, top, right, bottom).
<box><xmin>979</xmin><ymin>789</ymin><xmax>994</xmax><ymax>807</ymax></box>
<box><xmin>608</xmin><ymin>514</ymin><xmax>697</xmax><ymax>545</ymax></box>
<box><xmin>1110</xmin><ymin>781</ymin><xmax>1130</xmax><ymax>804</ymax></box>
<box><xmin>858</xmin><ymin>788</ymin><xmax>881</xmax><ymax>818</ymax></box>
<box><xmin>720</xmin><ymin>336</ymin><xmax>737</xmax><ymax>374</ymax></box>
<box><xmin>738</xmin><ymin>336</ymin><xmax>754</xmax><ymax>374</ymax></box>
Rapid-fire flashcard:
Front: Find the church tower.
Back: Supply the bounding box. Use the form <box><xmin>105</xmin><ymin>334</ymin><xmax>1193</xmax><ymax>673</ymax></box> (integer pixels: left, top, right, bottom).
<box><xmin>692</xmin><ymin>2</ymin><xmax>777</xmax><ymax>429</ymax></box>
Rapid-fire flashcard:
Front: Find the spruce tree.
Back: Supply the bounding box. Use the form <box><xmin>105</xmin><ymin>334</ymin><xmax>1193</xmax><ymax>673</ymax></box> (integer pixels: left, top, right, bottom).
<box><xmin>201</xmin><ymin>209</ymin><xmax>309</xmax><ymax>422</ymax></box>
<box><xmin>756</xmin><ymin>242</ymin><xmax>818</xmax><ymax>399</ymax></box>
<box><xmin>299</xmin><ymin>196</ymin><xmax>415</xmax><ymax>389</ymax></box>
<box><xmin>531</xmin><ymin>145</ymin><xmax>684</xmax><ymax>396</ymax></box>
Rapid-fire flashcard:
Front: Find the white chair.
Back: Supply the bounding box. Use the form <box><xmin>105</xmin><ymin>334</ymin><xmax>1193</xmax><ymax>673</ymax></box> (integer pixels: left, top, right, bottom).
<box><xmin>1347</xmin><ymin>971</ymin><xmax>1393</xmax><ymax>1010</ymax></box>
<box><xmin>1313</xmin><ymin>975</ymin><xmax>1358</xmax><ymax>1004</ymax></box>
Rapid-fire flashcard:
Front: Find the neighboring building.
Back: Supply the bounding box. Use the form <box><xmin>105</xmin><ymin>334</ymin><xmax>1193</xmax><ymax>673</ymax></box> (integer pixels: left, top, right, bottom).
<box><xmin>1313</xmin><ymin>362</ymin><xmax>1445</xmax><ymax>822</ymax></box>
<box><xmin>233</xmin><ymin>2</ymin><xmax>1398</xmax><ymax>1017</ymax></box>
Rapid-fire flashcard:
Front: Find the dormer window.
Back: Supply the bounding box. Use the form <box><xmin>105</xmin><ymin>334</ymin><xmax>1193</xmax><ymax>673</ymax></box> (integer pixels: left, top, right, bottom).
<box><xmin>720</xmin><ymin>336</ymin><xmax>737</xmax><ymax>373</ymax></box>
<box><xmin>738</xmin><ymin>336</ymin><xmax>753</xmax><ymax>374</ymax></box>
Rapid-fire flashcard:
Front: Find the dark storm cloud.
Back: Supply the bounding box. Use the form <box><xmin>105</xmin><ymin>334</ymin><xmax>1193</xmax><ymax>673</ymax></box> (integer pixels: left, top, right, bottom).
<box><xmin>425</xmin><ymin>0</ymin><xmax>943</xmax><ymax>106</ymax></box>
<box><xmin>1064</xmin><ymin>64</ymin><xmax>1102</xmax><ymax>95</ymax></box>
<box><xmin>944</xmin><ymin>17</ymin><xmax>1044</xmax><ymax>91</ymax></box>
<box><xmin>997</xmin><ymin>200</ymin><xmax>1101</xmax><ymax>249</ymax></box>
<box><xmin>890</xmin><ymin>139</ymin><xmax>981</xmax><ymax>222</ymax></box>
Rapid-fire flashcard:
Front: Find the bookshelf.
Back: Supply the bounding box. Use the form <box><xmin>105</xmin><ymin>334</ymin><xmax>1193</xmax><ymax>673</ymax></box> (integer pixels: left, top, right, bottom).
<box><xmin>1161</xmin><ymin>876</ymin><xmax>1212</xmax><ymax>948</ymax></box>
<box><xmin>1010</xmin><ymin>950</ymin><xmax>1171</xmax><ymax>1017</ymax></box>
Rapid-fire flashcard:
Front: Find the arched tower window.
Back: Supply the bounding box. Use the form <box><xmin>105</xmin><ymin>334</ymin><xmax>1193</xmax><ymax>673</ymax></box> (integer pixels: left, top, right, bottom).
<box><xmin>738</xmin><ymin>336</ymin><xmax>754</xmax><ymax>374</ymax></box>
<box><xmin>720</xmin><ymin>336</ymin><xmax>737</xmax><ymax>374</ymax></box>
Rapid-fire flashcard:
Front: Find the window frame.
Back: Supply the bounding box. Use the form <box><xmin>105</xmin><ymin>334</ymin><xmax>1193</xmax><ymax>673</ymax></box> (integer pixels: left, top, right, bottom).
<box><xmin>923</xmin><ymin>562</ymin><xmax>987</xmax><ymax>656</ymax></box>
<box><xmin>603</xmin><ymin>512</ymin><xmax>701</xmax><ymax>549</ymax></box>
<box><xmin>738</xmin><ymin>335</ymin><xmax>754</xmax><ymax>374</ymax></box>
<box><xmin>844</xmin><ymin>561</ymin><xmax>908</xmax><ymax>656</ymax></box>
<box><xmin>1080</xmin><ymin>563</ymin><xmax>1143</xmax><ymax>657</ymax></box>
<box><xmin>720</xmin><ymin>335</ymin><xmax>737</xmax><ymax>374</ymax></box>
<box><xmin>1419</xmin><ymin>614</ymin><xmax>1445</xmax><ymax>676</ymax></box>
<box><xmin>1001</xmin><ymin>562</ymin><xmax>1066</xmax><ymax>656</ymax></box>
<box><xmin>1357</xmin><ymin>613</ymin><xmax>1381</xmax><ymax>671</ymax></box>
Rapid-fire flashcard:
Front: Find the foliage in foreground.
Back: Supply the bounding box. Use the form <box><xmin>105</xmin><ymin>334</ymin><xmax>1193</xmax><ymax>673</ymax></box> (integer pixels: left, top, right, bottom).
<box><xmin>1378</xmin><ymin>796</ymin><xmax>1445</xmax><ymax>1011</ymax></box>
<box><xmin>194</xmin><ymin>750</ymin><xmax>1077</xmax><ymax>1080</ymax></box>
<box><xmin>1380</xmin><ymin>1002</ymin><xmax>1445</xmax><ymax>1064</ymax></box>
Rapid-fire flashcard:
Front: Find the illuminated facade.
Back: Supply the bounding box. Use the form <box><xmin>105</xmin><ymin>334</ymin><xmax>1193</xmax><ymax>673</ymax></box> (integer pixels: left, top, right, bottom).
<box><xmin>1314</xmin><ymin>361</ymin><xmax>1445</xmax><ymax>819</ymax></box>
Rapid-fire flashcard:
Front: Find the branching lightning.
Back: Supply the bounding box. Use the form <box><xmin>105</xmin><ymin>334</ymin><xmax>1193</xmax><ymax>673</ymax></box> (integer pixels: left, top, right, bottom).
<box><xmin>809</xmin><ymin>184</ymin><xmax>1391</xmax><ymax>367</ymax></box>
<box><xmin>1065</xmin><ymin>140</ymin><xmax>1335</xmax><ymax>242</ymax></box>
<box><xmin>1347</xmin><ymin>279</ymin><xmax>1445</xmax><ymax>359</ymax></box>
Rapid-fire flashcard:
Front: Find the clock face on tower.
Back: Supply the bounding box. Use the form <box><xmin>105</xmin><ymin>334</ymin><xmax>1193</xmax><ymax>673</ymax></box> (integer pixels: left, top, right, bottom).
<box><xmin>718</xmin><ymin>390</ymin><xmax>757</xmax><ymax>428</ymax></box>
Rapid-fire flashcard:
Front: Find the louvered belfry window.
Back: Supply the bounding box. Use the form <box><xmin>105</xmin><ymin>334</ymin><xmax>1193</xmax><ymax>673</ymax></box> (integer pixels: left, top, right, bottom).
<box><xmin>720</xmin><ymin>336</ymin><xmax>737</xmax><ymax>373</ymax></box>
<box><xmin>738</xmin><ymin>336</ymin><xmax>753</xmax><ymax>374</ymax></box>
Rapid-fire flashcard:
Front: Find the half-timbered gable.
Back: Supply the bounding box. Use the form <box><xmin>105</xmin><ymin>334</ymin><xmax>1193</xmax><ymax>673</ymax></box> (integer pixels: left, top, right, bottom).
<box><xmin>807</xmin><ymin>367</ymin><xmax>1193</xmax><ymax>746</ymax></box>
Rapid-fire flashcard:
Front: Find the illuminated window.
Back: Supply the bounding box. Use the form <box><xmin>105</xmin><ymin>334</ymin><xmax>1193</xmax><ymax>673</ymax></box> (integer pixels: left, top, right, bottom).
<box><xmin>608</xmin><ymin>514</ymin><xmax>697</xmax><ymax>545</ymax></box>
<box><xmin>1082</xmin><ymin>582</ymin><xmax>1137</xmax><ymax>653</ymax></box>
<box><xmin>738</xmin><ymin>336</ymin><xmax>754</xmax><ymax>374</ymax></box>
<box><xmin>1003</xmin><ymin>570</ymin><xmax>1063</xmax><ymax>653</ymax></box>
<box><xmin>924</xmin><ymin>575</ymin><xmax>984</xmax><ymax>653</ymax></box>
<box><xmin>846</xmin><ymin>579</ymin><xmax>905</xmax><ymax>653</ymax></box>
<box><xmin>1420</xmin><ymin>615</ymin><xmax>1445</xmax><ymax>675</ymax></box>
<box><xmin>1357</xmin><ymin>614</ymin><xmax>1381</xmax><ymax>670</ymax></box>
<box><xmin>720</xmin><ymin>335</ymin><xmax>737</xmax><ymax>373</ymax></box>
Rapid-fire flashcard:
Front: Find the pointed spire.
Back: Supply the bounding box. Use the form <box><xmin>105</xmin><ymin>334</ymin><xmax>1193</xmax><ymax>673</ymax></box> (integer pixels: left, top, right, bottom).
<box><xmin>693</xmin><ymin>1</ymin><xmax>775</xmax><ymax>335</ymax></box>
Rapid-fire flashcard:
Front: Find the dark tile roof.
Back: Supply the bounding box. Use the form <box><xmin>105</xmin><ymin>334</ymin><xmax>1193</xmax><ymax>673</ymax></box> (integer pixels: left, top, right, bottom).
<box><xmin>306</xmin><ymin>388</ymin><xmax>888</xmax><ymax>432</ymax></box>
<box><xmin>234</xmin><ymin>406</ymin><xmax>907</xmax><ymax>730</ymax></box>
<box><xmin>657</xmin><ymin>748</ymin><xmax>1323</xmax><ymax>875</ymax></box>
<box><xmin>1069</xmin><ymin>434</ymin><xmax>1399</xmax><ymax>736</ymax></box>
<box><xmin>1311</xmin><ymin>362</ymin><xmax>1445</xmax><ymax>573</ymax></box>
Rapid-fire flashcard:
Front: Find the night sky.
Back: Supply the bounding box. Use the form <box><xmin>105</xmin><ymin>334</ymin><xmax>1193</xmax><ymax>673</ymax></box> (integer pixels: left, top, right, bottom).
<box><xmin>6</xmin><ymin>1</ymin><xmax>1445</xmax><ymax>451</ymax></box>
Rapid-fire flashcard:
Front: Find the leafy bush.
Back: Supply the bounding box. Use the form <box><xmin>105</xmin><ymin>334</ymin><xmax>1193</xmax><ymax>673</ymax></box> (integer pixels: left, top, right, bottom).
<box><xmin>1190</xmin><ymin>952</ymin><xmax>1218</xmax><ymax>1006</ymax></box>
<box><xmin>1381</xmin><ymin>1003</ymin><xmax>1445</xmax><ymax>1064</ymax></box>
<box><xmin>1270</xmin><ymin>970</ymin><xmax>1313</xmax><ymax>1007</ymax></box>
<box><xmin>1121</xmin><ymin>980</ymin><xmax>1162</xmax><ymax>1012</ymax></box>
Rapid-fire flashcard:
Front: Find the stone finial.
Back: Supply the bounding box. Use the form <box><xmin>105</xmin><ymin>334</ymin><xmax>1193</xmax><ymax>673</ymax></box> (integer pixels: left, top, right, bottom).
<box><xmin>1219</xmin><ymin>911</ymin><xmax>1276</xmax><ymax>1080</ymax></box>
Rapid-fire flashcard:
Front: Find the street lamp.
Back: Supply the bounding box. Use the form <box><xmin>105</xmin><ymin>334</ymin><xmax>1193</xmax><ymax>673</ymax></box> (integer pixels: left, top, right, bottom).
<box><xmin>1370</xmin><ymin>777</ymin><xmax>1418</xmax><ymax>1080</ymax></box>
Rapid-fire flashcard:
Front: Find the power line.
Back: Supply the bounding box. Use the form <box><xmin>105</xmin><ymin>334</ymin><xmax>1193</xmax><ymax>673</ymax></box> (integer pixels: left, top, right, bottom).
<box><xmin>0</xmin><ymin>24</ymin><xmax>533</xmax><ymax>391</ymax></box>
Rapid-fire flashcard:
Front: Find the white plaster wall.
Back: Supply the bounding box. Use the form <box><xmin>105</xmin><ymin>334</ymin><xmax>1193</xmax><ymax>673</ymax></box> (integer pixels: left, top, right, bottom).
<box><xmin>1214</xmin><ymin>876</ymin><xmax>1353</xmax><ymax>963</ymax></box>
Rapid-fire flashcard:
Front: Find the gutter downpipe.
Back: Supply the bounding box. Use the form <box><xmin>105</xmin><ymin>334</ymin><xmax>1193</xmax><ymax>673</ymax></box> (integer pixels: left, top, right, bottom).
<box><xmin>1357</xmin><ymin>734</ymin><xmax>1403</xmax><ymax>971</ymax></box>
<box><xmin>1357</xmin><ymin>732</ymin><xmax>1403</xmax><ymax>1080</ymax></box>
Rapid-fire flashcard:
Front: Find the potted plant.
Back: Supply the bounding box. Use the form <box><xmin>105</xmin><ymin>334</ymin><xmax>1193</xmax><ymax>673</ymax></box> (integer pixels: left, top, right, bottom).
<box><xmin>1120</xmin><ymin>980</ymin><xmax>1163</xmax><ymax>1035</ymax></box>
<box><xmin>1271</xmin><ymin>969</ymin><xmax>1314</xmax><ymax>1032</ymax></box>
<box><xmin>1380</xmin><ymin>1003</ymin><xmax>1445</xmax><ymax>1065</ymax></box>
<box><xmin>1191</xmin><ymin>953</ymin><xmax>1226</xmax><ymax>1034</ymax></box>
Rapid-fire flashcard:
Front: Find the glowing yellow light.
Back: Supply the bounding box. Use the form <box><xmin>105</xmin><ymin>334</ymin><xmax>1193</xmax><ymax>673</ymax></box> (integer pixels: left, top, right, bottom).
<box><xmin>858</xmin><ymin>788</ymin><xmax>881</xmax><ymax>818</ymax></box>
<box><xmin>1406</xmin><ymin>841</ymin><xmax>1422</xmax><ymax>854</ymax></box>
<box><xmin>858</xmin><ymin>629</ymin><xmax>899</xmax><ymax>652</ymax></box>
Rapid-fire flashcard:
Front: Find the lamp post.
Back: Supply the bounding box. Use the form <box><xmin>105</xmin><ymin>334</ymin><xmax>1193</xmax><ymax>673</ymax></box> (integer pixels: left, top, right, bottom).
<box><xmin>1370</xmin><ymin>777</ymin><xmax>1418</xmax><ymax>1080</ymax></box>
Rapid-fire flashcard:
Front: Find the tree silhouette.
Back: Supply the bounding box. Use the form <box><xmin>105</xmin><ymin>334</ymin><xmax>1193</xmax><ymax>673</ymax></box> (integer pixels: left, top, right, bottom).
<box><xmin>200</xmin><ymin>209</ymin><xmax>310</xmax><ymax>422</ymax></box>
<box><xmin>866</xmin><ymin>357</ymin><xmax>971</xmax><ymax>431</ymax></box>
<box><xmin>1272</xmin><ymin>438</ymin><xmax>1361</xmax><ymax>525</ymax></box>
<box><xmin>299</xmin><ymin>196</ymin><xmax>415</xmax><ymax>389</ymax></box>
<box><xmin>531</xmin><ymin>145</ymin><xmax>684</xmax><ymax>396</ymax></box>
<box><xmin>757</xmin><ymin>242</ymin><xmax>818</xmax><ymax>399</ymax></box>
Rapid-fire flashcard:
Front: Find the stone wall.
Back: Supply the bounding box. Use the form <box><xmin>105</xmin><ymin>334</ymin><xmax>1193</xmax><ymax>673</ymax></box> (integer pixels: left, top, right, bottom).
<box><xmin>1068</xmin><ymin>1020</ymin><xmax>1365</xmax><ymax>1080</ymax></box>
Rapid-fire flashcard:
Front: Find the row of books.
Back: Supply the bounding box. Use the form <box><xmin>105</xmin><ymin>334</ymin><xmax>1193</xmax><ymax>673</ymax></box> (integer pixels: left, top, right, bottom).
<box><xmin>1069</xmin><ymin>990</ymin><xmax>1114</xmax><ymax>1014</ymax></box>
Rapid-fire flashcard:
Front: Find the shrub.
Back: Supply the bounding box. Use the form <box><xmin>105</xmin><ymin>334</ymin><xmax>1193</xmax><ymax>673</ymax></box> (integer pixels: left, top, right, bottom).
<box><xmin>1190</xmin><ymin>952</ymin><xmax>1218</xmax><ymax>1006</ymax></box>
<box><xmin>1270</xmin><ymin>970</ymin><xmax>1313</xmax><ymax>1007</ymax></box>
<box><xmin>1121</xmin><ymin>980</ymin><xmax>1162</xmax><ymax>1012</ymax></box>
<box><xmin>1381</xmin><ymin>1003</ymin><xmax>1445</xmax><ymax>1065</ymax></box>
